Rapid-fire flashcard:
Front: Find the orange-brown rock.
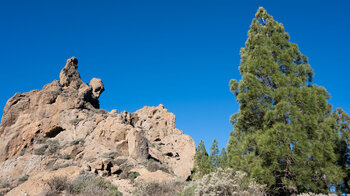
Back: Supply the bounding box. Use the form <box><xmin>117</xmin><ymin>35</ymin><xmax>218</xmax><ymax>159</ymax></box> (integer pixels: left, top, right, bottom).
<box><xmin>0</xmin><ymin>57</ymin><xmax>195</xmax><ymax>195</ymax></box>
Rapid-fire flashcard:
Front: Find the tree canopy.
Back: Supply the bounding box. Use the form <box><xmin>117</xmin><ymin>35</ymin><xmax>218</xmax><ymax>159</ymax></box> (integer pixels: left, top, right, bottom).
<box><xmin>227</xmin><ymin>7</ymin><xmax>347</xmax><ymax>195</ymax></box>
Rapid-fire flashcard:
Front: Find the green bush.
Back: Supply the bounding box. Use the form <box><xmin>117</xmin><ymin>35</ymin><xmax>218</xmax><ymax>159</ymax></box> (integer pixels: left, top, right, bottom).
<box><xmin>128</xmin><ymin>172</ymin><xmax>140</xmax><ymax>182</ymax></box>
<box><xmin>18</xmin><ymin>174</ymin><xmax>29</xmax><ymax>183</ymax></box>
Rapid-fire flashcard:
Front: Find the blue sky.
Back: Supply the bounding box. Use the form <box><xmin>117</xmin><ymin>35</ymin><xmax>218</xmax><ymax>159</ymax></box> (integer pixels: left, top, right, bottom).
<box><xmin>0</xmin><ymin>0</ymin><xmax>349</xmax><ymax>150</ymax></box>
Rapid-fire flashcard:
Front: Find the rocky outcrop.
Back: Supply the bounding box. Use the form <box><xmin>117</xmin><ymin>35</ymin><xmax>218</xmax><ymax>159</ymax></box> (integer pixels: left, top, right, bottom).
<box><xmin>0</xmin><ymin>57</ymin><xmax>195</xmax><ymax>195</ymax></box>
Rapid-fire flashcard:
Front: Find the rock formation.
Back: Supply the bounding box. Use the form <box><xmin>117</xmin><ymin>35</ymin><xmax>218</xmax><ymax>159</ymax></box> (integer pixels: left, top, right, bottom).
<box><xmin>0</xmin><ymin>57</ymin><xmax>195</xmax><ymax>195</ymax></box>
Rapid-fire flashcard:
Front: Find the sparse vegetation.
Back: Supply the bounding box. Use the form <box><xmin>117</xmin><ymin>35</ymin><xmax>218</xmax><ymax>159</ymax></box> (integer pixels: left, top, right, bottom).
<box><xmin>144</xmin><ymin>159</ymin><xmax>171</xmax><ymax>174</ymax></box>
<box><xmin>187</xmin><ymin>168</ymin><xmax>266</xmax><ymax>196</ymax></box>
<box><xmin>46</xmin><ymin>176</ymin><xmax>70</xmax><ymax>195</ymax></box>
<box><xmin>70</xmin><ymin>118</ymin><xmax>84</xmax><ymax>126</ymax></box>
<box><xmin>0</xmin><ymin>180</ymin><xmax>10</xmax><ymax>189</ymax></box>
<box><xmin>34</xmin><ymin>144</ymin><xmax>49</xmax><ymax>155</ymax></box>
<box><xmin>71</xmin><ymin>138</ymin><xmax>85</xmax><ymax>146</ymax></box>
<box><xmin>119</xmin><ymin>162</ymin><xmax>134</xmax><ymax>179</ymax></box>
<box><xmin>18</xmin><ymin>174</ymin><xmax>29</xmax><ymax>183</ymax></box>
<box><xmin>45</xmin><ymin>174</ymin><xmax>122</xmax><ymax>196</ymax></box>
<box><xmin>133</xmin><ymin>179</ymin><xmax>187</xmax><ymax>196</ymax></box>
<box><xmin>51</xmin><ymin>163</ymin><xmax>71</xmax><ymax>171</ymax></box>
<box><xmin>34</xmin><ymin>140</ymin><xmax>61</xmax><ymax>156</ymax></box>
<box><xmin>101</xmin><ymin>151</ymin><xmax>119</xmax><ymax>159</ymax></box>
<box><xmin>61</xmin><ymin>154</ymin><xmax>74</xmax><ymax>160</ymax></box>
<box><xmin>19</xmin><ymin>147</ymin><xmax>26</xmax><ymax>156</ymax></box>
<box><xmin>114</xmin><ymin>157</ymin><xmax>128</xmax><ymax>166</ymax></box>
<box><xmin>127</xmin><ymin>172</ymin><xmax>140</xmax><ymax>182</ymax></box>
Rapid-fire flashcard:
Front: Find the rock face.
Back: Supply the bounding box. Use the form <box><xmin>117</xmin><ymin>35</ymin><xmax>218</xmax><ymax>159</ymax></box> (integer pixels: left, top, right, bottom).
<box><xmin>0</xmin><ymin>57</ymin><xmax>195</xmax><ymax>195</ymax></box>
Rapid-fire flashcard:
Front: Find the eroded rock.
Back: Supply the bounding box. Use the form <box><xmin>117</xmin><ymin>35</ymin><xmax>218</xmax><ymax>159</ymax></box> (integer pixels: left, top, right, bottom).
<box><xmin>0</xmin><ymin>57</ymin><xmax>195</xmax><ymax>195</ymax></box>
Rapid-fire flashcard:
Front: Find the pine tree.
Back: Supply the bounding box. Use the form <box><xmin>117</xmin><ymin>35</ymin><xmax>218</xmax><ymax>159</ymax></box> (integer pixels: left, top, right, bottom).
<box><xmin>218</xmin><ymin>147</ymin><xmax>228</xmax><ymax>169</ymax></box>
<box><xmin>193</xmin><ymin>140</ymin><xmax>213</xmax><ymax>178</ymax></box>
<box><xmin>210</xmin><ymin>139</ymin><xmax>220</xmax><ymax>168</ymax></box>
<box><xmin>228</xmin><ymin>7</ymin><xmax>344</xmax><ymax>195</ymax></box>
<box><xmin>333</xmin><ymin>108</ymin><xmax>350</xmax><ymax>193</ymax></box>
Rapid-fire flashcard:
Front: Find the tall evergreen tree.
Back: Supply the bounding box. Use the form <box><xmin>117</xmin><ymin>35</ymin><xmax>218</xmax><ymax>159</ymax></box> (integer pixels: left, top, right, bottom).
<box><xmin>218</xmin><ymin>147</ymin><xmax>228</xmax><ymax>169</ymax></box>
<box><xmin>333</xmin><ymin>108</ymin><xmax>350</xmax><ymax>193</ymax></box>
<box><xmin>228</xmin><ymin>7</ymin><xmax>344</xmax><ymax>195</ymax></box>
<box><xmin>210</xmin><ymin>139</ymin><xmax>220</xmax><ymax>168</ymax></box>
<box><xmin>193</xmin><ymin>140</ymin><xmax>213</xmax><ymax>178</ymax></box>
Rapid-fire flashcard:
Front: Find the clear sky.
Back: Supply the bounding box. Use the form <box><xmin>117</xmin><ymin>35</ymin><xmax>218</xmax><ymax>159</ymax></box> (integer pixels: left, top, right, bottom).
<box><xmin>0</xmin><ymin>0</ymin><xmax>349</xmax><ymax>150</ymax></box>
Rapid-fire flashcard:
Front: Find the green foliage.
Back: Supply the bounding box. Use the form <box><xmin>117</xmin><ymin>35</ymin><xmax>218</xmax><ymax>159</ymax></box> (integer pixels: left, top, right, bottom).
<box><xmin>209</xmin><ymin>139</ymin><xmax>219</xmax><ymax>168</ymax></box>
<box><xmin>333</xmin><ymin>108</ymin><xmax>350</xmax><ymax>193</ymax></box>
<box><xmin>218</xmin><ymin>147</ymin><xmax>228</xmax><ymax>169</ymax></box>
<box><xmin>18</xmin><ymin>174</ymin><xmax>29</xmax><ymax>183</ymax></box>
<box><xmin>193</xmin><ymin>140</ymin><xmax>214</xmax><ymax>178</ymax></box>
<box><xmin>128</xmin><ymin>172</ymin><xmax>140</xmax><ymax>182</ymax></box>
<box><xmin>228</xmin><ymin>7</ymin><xmax>345</xmax><ymax>195</ymax></box>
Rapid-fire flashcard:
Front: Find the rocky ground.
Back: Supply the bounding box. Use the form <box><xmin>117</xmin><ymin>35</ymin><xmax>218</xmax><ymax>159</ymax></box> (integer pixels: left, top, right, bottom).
<box><xmin>0</xmin><ymin>57</ymin><xmax>195</xmax><ymax>196</ymax></box>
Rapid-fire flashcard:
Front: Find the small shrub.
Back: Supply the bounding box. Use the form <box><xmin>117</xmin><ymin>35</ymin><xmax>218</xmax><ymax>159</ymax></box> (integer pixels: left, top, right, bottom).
<box><xmin>71</xmin><ymin>138</ymin><xmax>85</xmax><ymax>145</ymax></box>
<box><xmin>34</xmin><ymin>144</ymin><xmax>49</xmax><ymax>155</ymax></box>
<box><xmin>46</xmin><ymin>176</ymin><xmax>70</xmax><ymax>195</ymax></box>
<box><xmin>70</xmin><ymin>118</ymin><xmax>84</xmax><ymax>126</ymax></box>
<box><xmin>46</xmin><ymin>140</ymin><xmax>61</xmax><ymax>155</ymax></box>
<box><xmin>128</xmin><ymin>172</ymin><xmax>140</xmax><ymax>182</ymax></box>
<box><xmin>34</xmin><ymin>140</ymin><xmax>61</xmax><ymax>156</ymax></box>
<box><xmin>101</xmin><ymin>151</ymin><xmax>119</xmax><ymax>159</ymax></box>
<box><xmin>19</xmin><ymin>148</ymin><xmax>26</xmax><ymax>156</ymax></box>
<box><xmin>18</xmin><ymin>174</ymin><xmax>29</xmax><ymax>183</ymax></box>
<box><xmin>297</xmin><ymin>193</ymin><xmax>333</xmax><ymax>196</ymax></box>
<box><xmin>190</xmin><ymin>168</ymin><xmax>266</xmax><ymax>196</ymax></box>
<box><xmin>114</xmin><ymin>157</ymin><xmax>128</xmax><ymax>166</ymax></box>
<box><xmin>133</xmin><ymin>179</ymin><xmax>187</xmax><ymax>196</ymax></box>
<box><xmin>61</xmin><ymin>154</ymin><xmax>73</xmax><ymax>160</ymax></box>
<box><xmin>51</xmin><ymin>163</ymin><xmax>71</xmax><ymax>171</ymax></box>
<box><xmin>119</xmin><ymin>162</ymin><xmax>134</xmax><ymax>179</ymax></box>
<box><xmin>45</xmin><ymin>174</ymin><xmax>122</xmax><ymax>196</ymax></box>
<box><xmin>91</xmin><ymin>108</ymin><xmax>108</xmax><ymax>115</ymax></box>
<box><xmin>0</xmin><ymin>180</ymin><xmax>10</xmax><ymax>188</ymax></box>
<box><xmin>179</xmin><ymin>183</ymin><xmax>196</xmax><ymax>196</ymax></box>
<box><xmin>145</xmin><ymin>159</ymin><xmax>171</xmax><ymax>174</ymax></box>
<box><xmin>71</xmin><ymin>174</ymin><xmax>122</xmax><ymax>196</ymax></box>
